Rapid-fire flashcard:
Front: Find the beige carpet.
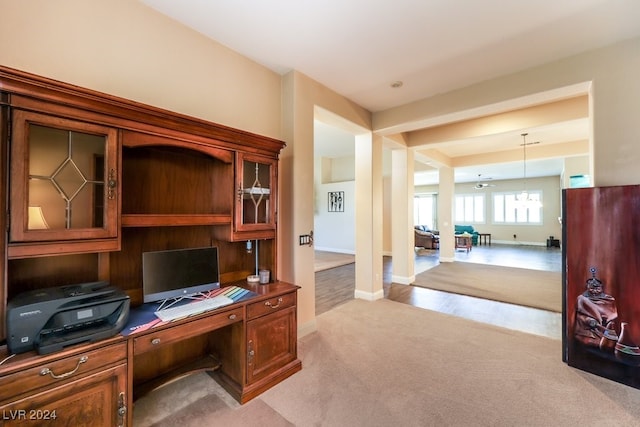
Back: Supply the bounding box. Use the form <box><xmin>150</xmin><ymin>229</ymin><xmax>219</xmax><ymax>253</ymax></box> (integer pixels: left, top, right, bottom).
<box><xmin>133</xmin><ymin>371</ymin><xmax>292</xmax><ymax>427</ymax></box>
<box><xmin>412</xmin><ymin>261</ymin><xmax>562</xmax><ymax>312</ymax></box>
<box><xmin>135</xmin><ymin>299</ymin><xmax>640</xmax><ymax>426</ymax></box>
<box><xmin>314</xmin><ymin>250</ymin><xmax>355</xmax><ymax>272</ymax></box>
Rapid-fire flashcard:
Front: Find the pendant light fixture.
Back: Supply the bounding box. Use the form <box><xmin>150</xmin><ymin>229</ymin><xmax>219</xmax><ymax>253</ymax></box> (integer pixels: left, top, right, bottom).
<box><xmin>517</xmin><ymin>133</ymin><xmax>541</xmax><ymax>208</ymax></box>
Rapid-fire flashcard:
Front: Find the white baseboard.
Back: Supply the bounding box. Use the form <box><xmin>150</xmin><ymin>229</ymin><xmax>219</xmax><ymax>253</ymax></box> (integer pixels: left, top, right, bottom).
<box><xmin>491</xmin><ymin>240</ymin><xmax>548</xmax><ymax>246</ymax></box>
<box><xmin>391</xmin><ymin>274</ymin><xmax>415</xmax><ymax>285</ymax></box>
<box><xmin>354</xmin><ymin>289</ymin><xmax>384</xmax><ymax>301</ymax></box>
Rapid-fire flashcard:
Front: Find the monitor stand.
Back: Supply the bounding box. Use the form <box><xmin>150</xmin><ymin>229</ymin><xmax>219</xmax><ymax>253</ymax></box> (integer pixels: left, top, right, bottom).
<box><xmin>156</xmin><ymin>291</ymin><xmax>209</xmax><ymax>311</ymax></box>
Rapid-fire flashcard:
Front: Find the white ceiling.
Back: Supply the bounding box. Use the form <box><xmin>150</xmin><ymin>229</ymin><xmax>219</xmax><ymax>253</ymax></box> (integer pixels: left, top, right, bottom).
<box><xmin>139</xmin><ymin>0</ymin><xmax>640</xmax><ymax>184</ymax></box>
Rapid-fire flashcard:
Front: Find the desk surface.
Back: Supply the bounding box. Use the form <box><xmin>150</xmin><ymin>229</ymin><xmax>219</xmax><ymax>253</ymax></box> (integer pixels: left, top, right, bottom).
<box><xmin>129</xmin><ymin>280</ymin><xmax>301</xmax><ymax>410</ymax></box>
<box><xmin>122</xmin><ymin>285</ymin><xmax>256</xmax><ymax>336</ymax></box>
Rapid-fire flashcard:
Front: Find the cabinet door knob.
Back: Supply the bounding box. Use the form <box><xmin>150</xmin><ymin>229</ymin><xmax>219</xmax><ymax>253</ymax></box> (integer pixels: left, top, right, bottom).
<box><xmin>229</xmin><ymin>313</ymin><xmax>237</xmax><ymax>320</ymax></box>
<box><xmin>117</xmin><ymin>392</ymin><xmax>127</xmax><ymax>427</ymax></box>
<box><xmin>108</xmin><ymin>168</ymin><xmax>117</xmax><ymax>200</ymax></box>
<box><xmin>151</xmin><ymin>338</ymin><xmax>161</xmax><ymax>345</ymax></box>
<box><xmin>248</xmin><ymin>340</ymin><xmax>254</xmax><ymax>364</ymax></box>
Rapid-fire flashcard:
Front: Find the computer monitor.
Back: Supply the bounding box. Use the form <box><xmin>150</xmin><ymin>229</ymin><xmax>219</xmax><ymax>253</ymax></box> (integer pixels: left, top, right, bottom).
<box><xmin>142</xmin><ymin>246</ymin><xmax>220</xmax><ymax>304</ymax></box>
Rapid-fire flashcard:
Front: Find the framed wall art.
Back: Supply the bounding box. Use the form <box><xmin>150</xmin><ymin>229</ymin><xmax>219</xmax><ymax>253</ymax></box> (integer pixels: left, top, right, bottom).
<box><xmin>328</xmin><ymin>191</ymin><xmax>344</xmax><ymax>212</ymax></box>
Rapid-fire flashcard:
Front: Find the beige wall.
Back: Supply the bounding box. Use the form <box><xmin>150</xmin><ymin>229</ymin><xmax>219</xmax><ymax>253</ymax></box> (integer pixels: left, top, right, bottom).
<box><xmin>281</xmin><ymin>72</ymin><xmax>372</xmax><ymax>333</ymax></box>
<box><xmin>563</xmin><ymin>156</ymin><xmax>591</xmax><ymax>188</ymax></box>
<box><xmin>0</xmin><ymin>0</ymin><xmax>282</xmax><ymax>139</ymax></box>
<box><xmin>374</xmin><ymin>37</ymin><xmax>640</xmax><ymax>187</ymax></box>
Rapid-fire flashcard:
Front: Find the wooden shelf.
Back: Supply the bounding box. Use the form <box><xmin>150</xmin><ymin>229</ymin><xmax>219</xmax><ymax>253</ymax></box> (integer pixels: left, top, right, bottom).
<box><xmin>8</xmin><ymin>239</ymin><xmax>120</xmax><ymax>259</ymax></box>
<box><xmin>121</xmin><ymin>214</ymin><xmax>231</xmax><ymax>227</ymax></box>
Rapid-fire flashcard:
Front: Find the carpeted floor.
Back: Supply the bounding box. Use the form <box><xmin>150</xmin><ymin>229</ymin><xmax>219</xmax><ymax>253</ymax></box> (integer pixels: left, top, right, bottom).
<box><xmin>133</xmin><ymin>371</ymin><xmax>293</xmax><ymax>427</ymax></box>
<box><xmin>135</xmin><ymin>299</ymin><xmax>640</xmax><ymax>426</ymax></box>
<box><xmin>412</xmin><ymin>261</ymin><xmax>562</xmax><ymax>312</ymax></box>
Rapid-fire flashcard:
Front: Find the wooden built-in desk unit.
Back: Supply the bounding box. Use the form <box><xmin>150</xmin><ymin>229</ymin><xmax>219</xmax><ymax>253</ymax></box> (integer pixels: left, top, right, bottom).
<box><xmin>0</xmin><ymin>281</ymin><xmax>300</xmax><ymax>426</ymax></box>
<box><xmin>130</xmin><ymin>281</ymin><xmax>300</xmax><ymax>406</ymax></box>
<box><xmin>0</xmin><ymin>66</ymin><xmax>300</xmax><ymax>426</ymax></box>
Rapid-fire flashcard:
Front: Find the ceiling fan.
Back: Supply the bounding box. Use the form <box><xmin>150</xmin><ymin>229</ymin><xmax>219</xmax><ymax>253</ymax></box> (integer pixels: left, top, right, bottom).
<box><xmin>473</xmin><ymin>174</ymin><xmax>496</xmax><ymax>190</ymax></box>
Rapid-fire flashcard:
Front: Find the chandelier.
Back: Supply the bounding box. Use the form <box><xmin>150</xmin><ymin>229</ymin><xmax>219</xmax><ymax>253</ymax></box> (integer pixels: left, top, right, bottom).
<box><xmin>516</xmin><ymin>133</ymin><xmax>541</xmax><ymax>208</ymax></box>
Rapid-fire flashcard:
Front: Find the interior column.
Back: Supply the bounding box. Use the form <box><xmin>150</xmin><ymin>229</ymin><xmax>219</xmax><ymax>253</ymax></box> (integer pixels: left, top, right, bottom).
<box><xmin>390</xmin><ymin>147</ymin><xmax>415</xmax><ymax>284</ymax></box>
<box><xmin>437</xmin><ymin>165</ymin><xmax>455</xmax><ymax>262</ymax></box>
<box><xmin>355</xmin><ymin>132</ymin><xmax>384</xmax><ymax>300</ymax></box>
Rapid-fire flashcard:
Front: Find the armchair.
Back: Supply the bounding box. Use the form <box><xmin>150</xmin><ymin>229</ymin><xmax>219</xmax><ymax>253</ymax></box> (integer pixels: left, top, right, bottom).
<box><xmin>414</xmin><ymin>226</ymin><xmax>439</xmax><ymax>249</ymax></box>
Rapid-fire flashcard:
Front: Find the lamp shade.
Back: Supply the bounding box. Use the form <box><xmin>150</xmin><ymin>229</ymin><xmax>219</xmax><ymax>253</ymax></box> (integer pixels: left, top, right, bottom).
<box><xmin>28</xmin><ymin>206</ymin><xmax>49</xmax><ymax>229</ymax></box>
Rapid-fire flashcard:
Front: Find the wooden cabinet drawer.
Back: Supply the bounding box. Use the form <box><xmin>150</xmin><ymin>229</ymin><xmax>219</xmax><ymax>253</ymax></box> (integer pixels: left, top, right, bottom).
<box><xmin>0</xmin><ymin>342</ymin><xmax>126</xmax><ymax>403</ymax></box>
<box><xmin>247</xmin><ymin>292</ymin><xmax>295</xmax><ymax>320</ymax></box>
<box><xmin>133</xmin><ymin>307</ymin><xmax>243</xmax><ymax>355</ymax></box>
<box><xmin>1</xmin><ymin>363</ymin><xmax>127</xmax><ymax>427</ymax></box>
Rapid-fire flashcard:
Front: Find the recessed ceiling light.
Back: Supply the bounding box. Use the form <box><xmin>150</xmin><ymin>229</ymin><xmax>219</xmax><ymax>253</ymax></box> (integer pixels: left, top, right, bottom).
<box><xmin>390</xmin><ymin>81</ymin><xmax>403</xmax><ymax>88</ymax></box>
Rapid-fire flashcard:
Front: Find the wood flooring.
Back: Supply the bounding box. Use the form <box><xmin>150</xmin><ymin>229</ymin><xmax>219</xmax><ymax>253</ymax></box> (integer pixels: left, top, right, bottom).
<box><xmin>315</xmin><ymin>244</ymin><xmax>562</xmax><ymax>339</ymax></box>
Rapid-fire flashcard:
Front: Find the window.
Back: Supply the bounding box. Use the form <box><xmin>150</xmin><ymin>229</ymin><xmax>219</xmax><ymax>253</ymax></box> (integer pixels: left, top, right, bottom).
<box><xmin>454</xmin><ymin>194</ymin><xmax>484</xmax><ymax>223</ymax></box>
<box><xmin>493</xmin><ymin>191</ymin><xmax>542</xmax><ymax>224</ymax></box>
<box><xmin>414</xmin><ymin>194</ymin><xmax>436</xmax><ymax>229</ymax></box>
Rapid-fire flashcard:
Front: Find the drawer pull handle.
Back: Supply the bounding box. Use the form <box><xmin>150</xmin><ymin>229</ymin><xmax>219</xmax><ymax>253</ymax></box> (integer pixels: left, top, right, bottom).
<box><xmin>265</xmin><ymin>297</ymin><xmax>283</xmax><ymax>309</ymax></box>
<box><xmin>229</xmin><ymin>314</ymin><xmax>237</xmax><ymax>320</ymax></box>
<box><xmin>40</xmin><ymin>356</ymin><xmax>88</xmax><ymax>379</ymax></box>
<box><xmin>151</xmin><ymin>338</ymin><xmax>161</xmax><ymax>345</ymax></box>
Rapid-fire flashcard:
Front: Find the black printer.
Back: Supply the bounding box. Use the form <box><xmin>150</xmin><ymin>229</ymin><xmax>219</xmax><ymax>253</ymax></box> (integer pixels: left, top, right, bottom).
<box><xmin>6</xmin><ymin>281</ymin><xmax>130</xmax><ymax>355</ymax></box>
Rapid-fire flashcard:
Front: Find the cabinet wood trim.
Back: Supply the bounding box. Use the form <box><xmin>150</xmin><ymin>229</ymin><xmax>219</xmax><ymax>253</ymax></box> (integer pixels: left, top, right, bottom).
<box><xmin>122</xmin><ymin>130</ymin><xmax>234</xmax><ymax>164</ymax></box>
<box><xmin>121</xmin><ymin>214</ymin><xmax>231</xmax><ymax>227</ymax></box>
<box><xmin>1</xmin><ymin>66</ymin><xmax>285</xmax><ymax>156</ymax></box>
<box><xmin>7</xmin><ymin>239</ymin><xmax>120</xmax><ymax>259</ymax></box>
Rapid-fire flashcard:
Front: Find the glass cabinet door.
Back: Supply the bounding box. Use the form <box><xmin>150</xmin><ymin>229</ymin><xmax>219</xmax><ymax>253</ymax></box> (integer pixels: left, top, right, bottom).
<box><xmin>10</xmin><ymin>110</ymin><xmax>119</xmax><ymax>244</ymax></box>
<box><xmin>235</xmin><ymin>153</ymin><xmax>276</xmax><ymax>231</ymax></box>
